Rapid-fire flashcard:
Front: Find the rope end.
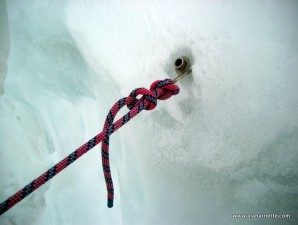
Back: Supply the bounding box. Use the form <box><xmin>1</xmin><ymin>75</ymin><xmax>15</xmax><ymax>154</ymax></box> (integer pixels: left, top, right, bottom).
<box><xmin>107</xmin><ymin>199</ymin><xmax>113</xmax><ymax>208</ymax></box>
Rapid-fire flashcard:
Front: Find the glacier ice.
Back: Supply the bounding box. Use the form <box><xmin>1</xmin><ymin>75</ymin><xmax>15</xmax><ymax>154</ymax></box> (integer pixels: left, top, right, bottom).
<box><xmin>1</xmin><ymin>0</ymin><xmax>298</xmax><ymax>225</ymax></box>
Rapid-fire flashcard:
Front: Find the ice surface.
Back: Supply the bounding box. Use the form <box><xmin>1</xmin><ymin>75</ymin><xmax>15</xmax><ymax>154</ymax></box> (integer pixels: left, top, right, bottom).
<box><xmin>0</xmin><ymin>0</ymin><xmax>9</xmax><ymax>95</ymax></box>
<box><xmin>1</xmin><ymin>0</ymin><xmax>298</xmax><ymax>224</ymax></box>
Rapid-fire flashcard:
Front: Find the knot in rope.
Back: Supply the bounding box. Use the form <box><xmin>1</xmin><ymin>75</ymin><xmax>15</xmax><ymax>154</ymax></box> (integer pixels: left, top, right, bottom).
<box><xmin>127</xmin><ymin>79</ymin><xmax>180</xmax><ymax>111</ymax></box>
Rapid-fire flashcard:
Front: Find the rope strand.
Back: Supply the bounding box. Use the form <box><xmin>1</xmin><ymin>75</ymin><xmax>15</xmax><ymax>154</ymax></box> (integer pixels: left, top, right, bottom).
<box><xmin>0</xmin><ymin>79</ymin><xmax>179</xmax><ymax>215</ymax></box>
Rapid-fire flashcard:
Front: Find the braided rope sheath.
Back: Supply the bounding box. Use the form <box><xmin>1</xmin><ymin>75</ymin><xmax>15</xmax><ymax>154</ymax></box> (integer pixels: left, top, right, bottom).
<box><xmin>0</xmin><ymin>79</ymin><xmax>179</xmax><ymax>215</ymax></box>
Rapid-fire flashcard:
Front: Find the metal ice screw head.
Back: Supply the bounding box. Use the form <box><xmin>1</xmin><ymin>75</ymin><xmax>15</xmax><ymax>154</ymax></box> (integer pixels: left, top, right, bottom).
<box><xmin>173</xmin><ymin>56</ymin><xmax>192</xmax><ymax>83</ymax></box>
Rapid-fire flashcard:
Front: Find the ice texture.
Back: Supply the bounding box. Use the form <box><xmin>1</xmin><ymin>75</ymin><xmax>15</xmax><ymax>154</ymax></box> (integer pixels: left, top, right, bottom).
<box><xmin>1</xmin><ymin>0</ymin><xmax>298</xmax><ymax>225</ymax></box>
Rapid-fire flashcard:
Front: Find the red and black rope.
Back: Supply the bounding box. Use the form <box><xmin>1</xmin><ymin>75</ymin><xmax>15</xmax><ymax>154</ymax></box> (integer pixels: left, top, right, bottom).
<box><xmin>0</xmin><ymin>79</ymin><xmax>179</xmax><ymax>215</ymax></box>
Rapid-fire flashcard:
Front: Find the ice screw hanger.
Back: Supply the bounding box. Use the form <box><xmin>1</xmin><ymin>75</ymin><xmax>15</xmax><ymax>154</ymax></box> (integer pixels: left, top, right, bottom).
<box><xmin>173</xmin><ymin>56</ymin><xmax>192</xmax><ymax>83</ymax></box>
<box><xmin>0</xmin><ymin>56</ymin><xmax>191</xmax><ymax>215</ymax></box>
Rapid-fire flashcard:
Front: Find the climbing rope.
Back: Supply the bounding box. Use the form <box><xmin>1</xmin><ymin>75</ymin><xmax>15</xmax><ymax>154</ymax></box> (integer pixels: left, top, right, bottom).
<box><xmin>0</xmin><ymin>79</ymin><xmax>179</xmax><ymax>215</ymax></box>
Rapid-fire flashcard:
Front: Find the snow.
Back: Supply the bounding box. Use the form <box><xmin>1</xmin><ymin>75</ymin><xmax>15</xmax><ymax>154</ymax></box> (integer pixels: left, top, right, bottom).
<box><xmin>1</xmin><ymin>0</ymin><xmax>298</xmax><ymax>224</ymax></box>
